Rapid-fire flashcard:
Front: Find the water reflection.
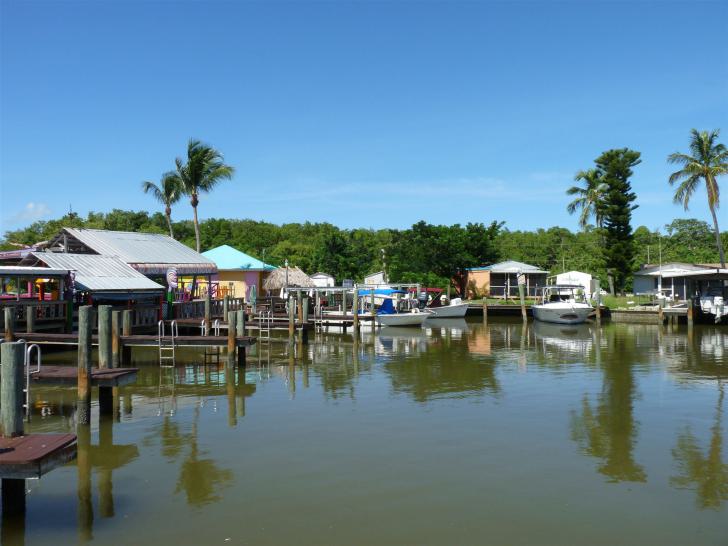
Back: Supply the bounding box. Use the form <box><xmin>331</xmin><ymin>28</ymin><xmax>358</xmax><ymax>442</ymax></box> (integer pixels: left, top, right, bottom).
<box><xmin>672</xmin><ymin>383</ymin><xmax>728</xmax><ymax>509</ymax></box>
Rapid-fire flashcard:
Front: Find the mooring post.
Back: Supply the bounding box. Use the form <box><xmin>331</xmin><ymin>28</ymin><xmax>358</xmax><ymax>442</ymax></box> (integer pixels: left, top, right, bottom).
<box><xmin>227</xmin><ymin>311</ymin><xmax>237</xmax><ymax>366</ymax></box>
<box><xmin>303</xmin><ymin>295</ymin><xmax>309</xmax><ymax>323</ymax></box>
<box><xmin>236</xmin><ymin>309</ymin><xmax>245</xmax><ymax>337</ymax></box>
<box><xmin>1</xmin><ymin>342</ymin><xmax>27</xmax><ymax>520</ymax></box>
<box><xmin>288</xmin><ymin>295</ymin><xmax>295</xmax><ymax>343</ymax></box>
<box><xmin>98</xmin><ymin>305</ymin><xmax>112</xmax><ymax>369</ymax></box>
<box><xmin>77</xmin><ymin>305</ymin><xmax>92</xmax><ymax>425</ymax></box>
<box><xmin>352</xmin><ymin>289</ymin><xmax>359</xmax><ymax>335</ymax></box>
<box><xmin>297</xmin><ymin>292</ymin><xmax>303</xmax><ymax>323</ymax></box>
<box><xmin>482</xmin><ymin>298</ymin><xmax>488</xmax><ymax>323</ymax></box>
<box><xmin>111</xmin><ymin>310</ymin><xmax>121</xmax><ymax>368</ymax></box>
<box><xmin>204</xmin><ymin>294</ymin><xmax>211</xmax><ymax>336</ymax></box>
<box><xmin>370</xmin><ymin>288</ymin><xmax>376</xmax><ymax>328</ymax></box>
<box><xmin>594</xmin><ymin>279</ymin><xmax>602</xmax><ymax>322</ymax></box>
<box><xmin>76</xmin><ymin>420</ymin><xmax>93</xmax><ymax>542</ymax></box>
<box><xmin>518</xmin><ymin>277</ymin><xmax>527</xmax><ymax>322</ymax></box>
<box><xmin>658</xmin><ymin>304</ymin><xmax>664</xmax><ymax>325</ymax></box>
<box><xmin>4</xmin><ymin>307</ymin><xmax>14</xmax><ymax>342</ymax></box>
<box><xmin>25</xmin><ymin>305</ymin><xmax>35</xmax><ymax>334</ymax></box>
<box><xmin>121</xmin><ymin>309</ymin><xmax>132</xmax><ymax>366</ymax></box>
<box><xmin>687</xmin><ymin>297</ymin><xmax>694</xmax><ymax>327</ymax></box>
<box><xmin>223</xmin><ymin>295</ymin><xmax>229</xmax><ymax>321</ymax></box>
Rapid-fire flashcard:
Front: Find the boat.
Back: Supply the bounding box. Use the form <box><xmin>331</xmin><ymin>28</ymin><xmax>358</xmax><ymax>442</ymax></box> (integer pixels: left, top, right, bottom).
<box><xmin>375</xmin><ymin>291</ymin><xmax>432</xmax><ymax>327</ymax></box>
<box><xmin>427</xmin><ymin>297</ymin><xmax>469</xmax><ymax>318</ymax></box>
<box><xmin>698</xmin><ymin>289</ymin><xmax>728</xmax><ymax>323</ymax></box>
<box><xmin>532</xmin><ymin>284</ymin><xmax>594</xmax><ymax>325</ymax></box>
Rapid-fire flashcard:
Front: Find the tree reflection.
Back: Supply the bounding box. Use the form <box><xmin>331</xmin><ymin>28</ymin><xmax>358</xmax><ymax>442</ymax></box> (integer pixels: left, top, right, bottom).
<box><xmin>570</xmin><ymin>328</ymin><xmax>646</xmax><ymax>482</ymax></box>
<box><xmin>671</xmin><ymin>383</ymin><xmax>728</xmax><ymax>509</ymax></box>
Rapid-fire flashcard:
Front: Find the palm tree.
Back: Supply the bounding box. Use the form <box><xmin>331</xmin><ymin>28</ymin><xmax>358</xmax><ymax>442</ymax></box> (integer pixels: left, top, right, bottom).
<box><xmin>668</xmin><ymin>129</ymin><xmax>728</xmax><ymax>267</ymax></box>
<box><xmin>171</xmin><ymin>139</ymin><xmax>235</xmax><ymax>252</ymax></box>
<box><xmin>566</xmin><ymin>168</ymin><xmax>608</xmax><ymax>229</ymax></box>
<box><xmin>142</xmin><ymin>172</ymin><xmax>182</xmax><ymax>238</ymax></box>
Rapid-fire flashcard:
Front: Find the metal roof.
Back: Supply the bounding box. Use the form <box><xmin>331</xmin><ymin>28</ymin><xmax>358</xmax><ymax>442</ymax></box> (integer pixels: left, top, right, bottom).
<box><xmin>468</xmin><ymin>261</ymin><xmax>548</xmax><ymax>274</ymax></box>
<box><xmin>31</xmin><ymin>252</ymin><xmax>164</xmax><ymax>292</ymax></box>
<box><xmin>202</xmin><ymin>245</ymin><xmax>275</xmax><ymax>271</ymax></box>
<box><xmin>62</xmin><ymin>228</ymin><xmax>216</xmax><ymax>267</ymax></box>
<box><xmin>0</xmin><ymin>266</ymin><xmax>70</xmax><ymax>277</ymax></box>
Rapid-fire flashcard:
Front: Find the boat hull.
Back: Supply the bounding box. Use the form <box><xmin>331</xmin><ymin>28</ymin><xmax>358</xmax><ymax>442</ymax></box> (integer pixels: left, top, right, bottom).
<box><xmin>376</xmin><ymin>312</ymin><xmax>431</xmax><ymax>327</ymax></box>
<box><xmin>532</xmin><ymin>304</ymin><xmax>593</xmax><ymax>325</ymax></box>
<box><xmin>428</xmin><ymin>302</ymin><xmax>469</xmax><ymax>318</ymax></box>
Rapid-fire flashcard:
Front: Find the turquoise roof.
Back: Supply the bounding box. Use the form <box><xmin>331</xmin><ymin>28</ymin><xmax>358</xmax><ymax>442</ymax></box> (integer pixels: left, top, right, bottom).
<box><xmin>202</xmin><ymin>245</ymin><xmax>276</xmax><ymax>271</ymax></box>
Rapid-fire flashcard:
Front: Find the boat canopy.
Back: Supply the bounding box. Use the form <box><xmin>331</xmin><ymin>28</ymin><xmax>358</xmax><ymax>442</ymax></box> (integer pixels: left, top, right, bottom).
<box><xmin>361</xmin><ymin>288</ymin><xmax>406</xmax><ymax>296</ymax></box>
<box><xmin>378</xmin><ymin>299</ymin><xmax>397</xmax><ymax>314</ymax></box>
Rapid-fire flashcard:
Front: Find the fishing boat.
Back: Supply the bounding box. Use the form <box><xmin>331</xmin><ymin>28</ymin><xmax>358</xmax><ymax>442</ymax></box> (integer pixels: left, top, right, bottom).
<box><xmin>427</xmin><ymin>297</ymin><xmax>469</xmax><ymax>318</ymax></box>
<box><xmin>532</xmin><ymin>285</ymin><xmax>594</xmax><ymax>325</ymax></box>
<box><xmin>375</xmin><ymin>291</ymin><xmax>432</xmax><ymax>327</ymax></box>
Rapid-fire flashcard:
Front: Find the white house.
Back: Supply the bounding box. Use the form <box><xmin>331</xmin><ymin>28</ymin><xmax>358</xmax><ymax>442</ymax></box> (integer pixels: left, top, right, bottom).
<box><xmin>311</xmin><ymin>272</ymin><xmax>335</xmax><ymax>288</ymax></box>
<box><xmin>555</xmin><ymin>271</ymin><xmax>593</xmax><ymax>294</ymax></box>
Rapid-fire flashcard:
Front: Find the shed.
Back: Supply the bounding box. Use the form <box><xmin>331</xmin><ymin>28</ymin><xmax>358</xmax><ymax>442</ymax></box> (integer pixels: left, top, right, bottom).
<box><xmin>466</xmin><ymin>261</ymin><xmax>548</xmax><ymax>298</ymax></box>
<box><xmin>554</xmin><ymin>271</ymin><xmax>593</xmax><ymax>294</ymax></box>
<box><xmin>263</xmin><ymin>266</ymin><xmax>315</xmax><ymax>293</ymax></box>
<box><xmin>311</xmin><ymin>272</ymin><xmax>335</xmax><ymax>288</ymax></box>
<box><xmin>201</xmin><ymin>245</ymin><xmax>276</xmax><ymax>299</ymax></box>
<box><xmin>364</xmin><ymin>271</ymin><xmax>386</xmax><ymax>285</ymax></box>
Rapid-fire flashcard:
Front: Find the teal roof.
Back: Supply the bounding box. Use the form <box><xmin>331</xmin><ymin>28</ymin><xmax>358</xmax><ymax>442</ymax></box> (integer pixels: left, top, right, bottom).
<box><xmin>202</xmin><ymin>245</ymin><xmax>276</xmax><ymax>271</ymax></box>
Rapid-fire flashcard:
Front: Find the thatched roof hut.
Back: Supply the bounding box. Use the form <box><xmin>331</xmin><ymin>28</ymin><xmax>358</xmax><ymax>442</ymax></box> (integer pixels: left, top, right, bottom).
<box><xmin>263</xmin><ymin>266</ymin><xmax>315</xmax><ymax>290</ymax></box>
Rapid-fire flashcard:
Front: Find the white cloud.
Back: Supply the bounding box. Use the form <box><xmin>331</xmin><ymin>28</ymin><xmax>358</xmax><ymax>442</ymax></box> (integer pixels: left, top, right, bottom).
<box><xmin>6</xmin><ymin>202</ymin><xmax>52</xmax><ymax>225</ymax></box>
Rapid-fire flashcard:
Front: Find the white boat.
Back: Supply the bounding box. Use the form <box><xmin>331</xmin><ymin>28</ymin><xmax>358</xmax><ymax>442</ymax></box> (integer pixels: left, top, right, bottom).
<box><xmin>699</xmin><ymin>290</ymin><xmax>728</xmax><ymax>323</ymax></box>
<box><xmin>532</xmin><ymin>285</ymin><xmax>594</xmax><ymax>325</ymax></box>
<box><xmin>377</xmin><ymin>309</ymin><xmax>432</xmax><ymax>327</ymax></box>
<box><xmin>427</xmin><ymin>297</ymin><xmax>469</xmax><ymax>318</ymax></box>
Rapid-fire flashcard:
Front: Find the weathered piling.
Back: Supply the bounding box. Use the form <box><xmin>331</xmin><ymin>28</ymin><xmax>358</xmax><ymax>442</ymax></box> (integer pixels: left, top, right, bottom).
<box><xmin>204</xmin><ymin>294</ymin><xmax>211</xmax><ymax>335</ymax></box>
<box><xmin>297</xmin><ymin>292</ymin><xmax>303</xmax><ymax>323</ymax></box>
<box><xmin>4</xmin><ymin>308</ymin><xmax>13</xmax><ymax>342</ymax></box>
<box><xmin>302</xmin><ymin>296</ymin><xmax>309</xmax><ymax>322</ymax></box>
<box><xmin>518</xmin><ymin>282</ymin><xmax>527</xmax><ymax>321</ymax></box>
<box><xmin>482</xmin><ymin>299</ymin><xmax>488</xmax><ymax>323</ymax></box>
<box><xmin>223</xmin><ymin>295</ymin><xmax>230</xmax><ymax>320</ymax></box>
<box><xmin>288</xmin><ymin>295</ymin><xmax>295</xmax><ymax>343</ymax></box>
<box><xmin>25</xmin><ymin>306</ymin><xmax>35</xmax><ymax>333</ymax></box>
<box><xmin>236</xmin><ymin>309</ymin><xmax>245</xmax><ymax>337</ymax></box>
<box><xmin>121</xmin><ymin>309</ymin><xmax>132</xmax><ymax>366</ymax></box>
<box><xmin>98</xmin><ymin>305</ymin><xmax>112</xmax><ymax>369</ymax></box>
<box><xmin>687</xmin><ymin>298</ymin><xmax>694</xmax><ymax>326</ymax></box>
<box><xmin>111</xmin><ymin>311</ymin><xmax>121</xmax><ymax>368</ymax></box>
<box><xmin>77</xmin><ymin>305</ymin><xmax>92</xmax><ymax>425</ymax></box>
<box><xmin>227</xmin><ymin>311</ymin><xmax>237</xmax><ymax>366</ymax></box>
<box><xmin>370</xmin><ymin>289</ymin><xmax>376</xmax><ymax>324</ymax></box>
<box><xmin>594</xmin><ymin>279</ymin><xmax>601</xmax><ymax>321</ymax></box>
<box><xmin>352</xmin><ymin>289</ymin><xmax>359</xmax><ymax>334</ymax></box>
<box><xmin>1</xmin><ymin>342</ymin><xmax>26</xmax><ymax>520</ymax></box>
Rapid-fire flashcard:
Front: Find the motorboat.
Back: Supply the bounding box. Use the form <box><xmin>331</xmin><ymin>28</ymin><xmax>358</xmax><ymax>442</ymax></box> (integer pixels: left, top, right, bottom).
<box><xmin>532</xmin><ymin>285</ymin><xmax>594</xmax><ymax>325</ymax></box>
<box><xmin>698</xmin><ymin>289</ymin><xmax>728</xmax><ymax>323</ymax></box>
<box><xmin>427</xmin><ymin>297</ymin><xmax>469</xmax><ymax>318</ymax></box>
<box><xmin>375</xmin><ymin>292</ymin><xmax>432</xmax><ymax>327</ymax></box>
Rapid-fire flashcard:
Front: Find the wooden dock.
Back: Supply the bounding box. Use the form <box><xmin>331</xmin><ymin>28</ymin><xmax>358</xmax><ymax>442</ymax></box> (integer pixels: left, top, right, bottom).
<box><xmin>14</xmin><ymin>332</ymin><xmax>257</xmax><ymax>349</ymax></box>
<box><xmin>30</xmin><ymin>366</ymin><xmax>139</xmax><ymax>387</ymax></box>
<box><xmin>0</xmin><ymin>433</ymin><xmax>77</xmax><ymax>479</ymax></box>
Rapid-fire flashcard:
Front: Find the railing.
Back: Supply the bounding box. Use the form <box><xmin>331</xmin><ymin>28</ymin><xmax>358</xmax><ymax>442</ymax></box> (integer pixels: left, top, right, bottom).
<box><xmin>0</xmin><ymin>300</ymin><xmax>68</xmax><ymax>322</ymax></box>
<box><xmin>133</xmin><ymin>305</ymin><xmax>159</xmax><ymax>327</ymax></box>
<box><xmin>487</xmin><ymin>285</ymin><xmax>543</xmax><ymax>299</ymax></box>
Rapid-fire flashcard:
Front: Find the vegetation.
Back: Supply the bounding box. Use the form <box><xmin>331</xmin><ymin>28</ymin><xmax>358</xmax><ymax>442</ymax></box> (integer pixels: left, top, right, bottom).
<box><xmin>141</xmin><ymin>173</ymin><xmax>183</xmax><ymax>238</ymax></box>
<box><xmin>668</xmin><ymin>129</ymin><xmax>728</xmax><ymax>267</ymax></box>
<box><xmin>567</xmin><ymin>168</ymin><xmax>608</xmax><ymax>230</ymax></box>
<box><xmin>3</xmin><ymin>210</ymin><xmax>726</xmax><ymax>294</ymax></box>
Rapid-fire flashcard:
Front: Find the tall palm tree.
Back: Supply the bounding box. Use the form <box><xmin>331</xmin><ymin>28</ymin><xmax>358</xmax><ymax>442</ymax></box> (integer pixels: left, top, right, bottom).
<box><xmin>566</xmin><ymin>168</ymin><xmax>608</xmax><ymax>229</ymax></box>
<box><xmin>171</xmin><ymin>139</ymin><xmax>235</xmax><ymax>252</ymax></box>
<box><xmin>668</xmin><ymin>129</ymin><xmax>728</xmax><ymax>267</ymax></box>
<box><xmin>142</xmin><ymin>172</ymin><xmax>182</xmax><ymax>238</ymax></box>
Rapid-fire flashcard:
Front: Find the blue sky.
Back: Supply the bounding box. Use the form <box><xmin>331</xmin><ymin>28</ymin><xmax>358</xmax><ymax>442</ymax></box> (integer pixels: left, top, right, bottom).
<box><xmin>1</xmin><ymin>0</ymin><xmax>726</xmax><ymax>233</ymax></box>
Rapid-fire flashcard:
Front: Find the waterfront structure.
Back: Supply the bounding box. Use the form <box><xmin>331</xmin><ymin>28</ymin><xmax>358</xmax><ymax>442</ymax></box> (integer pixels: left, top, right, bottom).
<box><xmin>311</xmin><ymin>272</ymin><xmax>335</xmax><ymax>288</ymax></box>
<box><xmin>200</xmin><ymin>245</ymin><xmax>275</xmax><ymax>299</ymax></box>
<box><xmin>465</xmin><ymin>261</ymin><xmax>548</xmax><ymax>298</ymax></box>
<box><xmin>263</xmin><ymin>266</ymin><xmax>315</xmax><ymax>294</ymax></box>
<box><xmin>553</xmin><ymin>271</ymin><xmax>594</xmax><ymax>294</ymax></box>
<box><xmin>364</xmin><ymin>271</ymin><xmax>386</xmax><ymax>285</ymax></box>
<box><xmin>633</xmin><ymin>262</ymin><xmax>728</xmax><ymax>301</ymax></box>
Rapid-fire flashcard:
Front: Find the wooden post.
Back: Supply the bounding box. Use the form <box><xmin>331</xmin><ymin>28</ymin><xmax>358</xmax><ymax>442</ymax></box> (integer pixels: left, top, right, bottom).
<box><xmin>518</xmin><ymin>275</ymin><xmax>527</xmax><ymax>322</ymax></box>
<box><xmin>370</xmin><ymin>288</ymin><xmax>376</xmax><ymax>320</ymax></box>
<box><xmin>204</xmin><ymin>294</ymin><xmax>211</xmax><ymax>335</ymax></box>
<box><xmin>352</xmin><ymin>289</ymin><xmax>359</xmax><ymax>334</ymax></box>
<box><xmin>111</xmin><ymin>310</ymin><xmax>121</xmax><ymax>368</ymax></box>
<box><xmin>594</xmin><ymin>279</ymin><xmax>601</xmax><ymax>321</ymax></box>
<box><xmin>288</xmin><ymin>295</ymin><xmax>295</xmax><ymax>343</ymax></box>
<box><xmin>482</xmin><ymin>298</ymin><xmax>488</xmax><ymax>323</ymax></box>
<box><xmin>121</xmin><ymin>309</ymin><xmax>132</xmax><ymax>366</ymax></box>
<box><xmin>658</xmin><ymin>305</ymin><xmax>664</xmax><ymax>325</ymax></box>
<box><xmin>3</xmin><ymin>307</ymin><xmax>13</xmax><ymax>342</ymax></box>
<box><xmin>227</xmin><ymin>311</ymin><xmax>237</xmax><ymax>366</ymax></box>
<box><xmin>1</xmin><ymin>342</ymin><xmax>24</xmax><ymax>438</ymax></box>
<box><xmin>297</xmin><ymin>292</ymin><xmax>303</xmax><ymax>323</ymax></box>
<box><xmin>25</xmin><ymin>305</ymin><xmax>35</xmax><ymax>333</ymax></box>
<box><xmin>687</xmin><ymin>297</ymin><xmax>694</xmax><ymax>327</ymax></box>
<box><xmin>341</xmin><ymin>290</ymin><xmax>347</xmax><ymax>317</ymax></box>
<box><xmin>77</xmin><ymin>305</ymin><xmax>92</xmax><ymax>425</ymax></box>
<box><xmin>303</xmin><ymin>295</ymin><xmax>309</xmax><ymax>322</ymax></box>
<box><xmin>223</xmin><ymin>295</ymin><xmax>229</xmax><ymax>320</ymax></box>
<box><xmin>236</xmin><ymin>309</ymin><xmax>245</xmax><ymax>337</ymax></box>
<box><xmin>98</xmin><ymin>305</ymin><xmax>112</xmax><ymax>369</ymax></box>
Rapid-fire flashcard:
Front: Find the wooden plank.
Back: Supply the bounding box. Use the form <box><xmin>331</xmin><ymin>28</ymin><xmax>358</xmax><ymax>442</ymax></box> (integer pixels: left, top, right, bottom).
<box><xmin>0</xmin><ymin>433</ymin><xmax>77</xmax><ymax>479</ymax></box>
<box><xmin>14</xmin><ymin>332</ymin><xmax>257</xmax><ymax>348</ymax></box>
<box><xmin>30</xmin><ymin>367</ymin><xmax>139</xmax><ymax>387</ymax></box>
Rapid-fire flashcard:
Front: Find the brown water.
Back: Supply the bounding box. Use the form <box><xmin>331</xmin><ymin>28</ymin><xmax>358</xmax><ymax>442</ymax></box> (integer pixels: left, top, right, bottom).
<box><xmin>6</xmin><ymin>318</ymin><xmax>728</xmax><ymax>545</ymax></box>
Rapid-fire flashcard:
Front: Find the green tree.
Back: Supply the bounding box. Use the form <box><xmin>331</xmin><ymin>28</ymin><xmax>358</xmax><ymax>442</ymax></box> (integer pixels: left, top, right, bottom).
<box><xmin>170</xmin><ymin>139</ymin><xmax>235</xmax><ymax>252</ymax></box>
<box><xmin>668</xmin><ymin>129</ymin><xmax>728</xmax><ymax>267</ymax></box>
<box><xmin>596</xmin><ymin>148</ymin><xmax>641</xmax><ymax>294</ymax></box>
<box><xmin>142</xmin><ymin>172</ymin><xmax>183</xmax><ymax>238</ymax></box>
<box><xmin>566</xmin><ymin>168</ymin><xmax>608</xmax><ymax>229</ymax></box>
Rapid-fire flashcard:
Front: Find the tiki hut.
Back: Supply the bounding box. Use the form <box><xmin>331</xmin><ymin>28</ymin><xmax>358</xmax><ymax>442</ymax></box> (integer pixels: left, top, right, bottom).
<box><xmin>263</xmin><ymin>266</ymin><xmax>315</xmax><ymax>293</ymax></box>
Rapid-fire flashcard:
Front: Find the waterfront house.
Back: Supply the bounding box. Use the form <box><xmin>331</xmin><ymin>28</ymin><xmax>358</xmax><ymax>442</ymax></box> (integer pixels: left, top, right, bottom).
<box><xmin>465</xmin><ymin>260</ymin><xmax>548</xmax><ymax>298</ymax></box>
<box><xmin>633</xmin><ymin>262</ymin><xmax>728</xmax><ymax>301</ymax></box>
<box><xmin>311</xmin><ymin>272</ymin><xmax>335</xmax><ymax>288</ymax></box>
<box><xmin>200</xmin><ymin>244</ymin><xmax>275</xmax><ymax>300</ymax></box>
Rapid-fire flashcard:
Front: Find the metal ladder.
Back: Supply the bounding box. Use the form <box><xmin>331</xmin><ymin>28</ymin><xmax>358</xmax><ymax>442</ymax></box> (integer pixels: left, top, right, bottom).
<box><xmin>257</xmin><ymin>311</ymin><xmax>272</xmax><ymax>341</ymax></box>
<box><xmin>158</xmin><ymin>320</ymin><xmax>178</xmax><ymax>367</ymax></box>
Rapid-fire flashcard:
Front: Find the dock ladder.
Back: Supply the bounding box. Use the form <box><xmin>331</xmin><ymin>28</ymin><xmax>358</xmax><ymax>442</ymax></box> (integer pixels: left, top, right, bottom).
<box><xmin>158</xmin><ymin>320</ymin><xmax>178</xmax><ymax>367</ymax></box>
<box><xmin>258</xmin><ymin>311</ymin><xmax>272</xmax><ymax>341</ymax></box>
<box><xmin>17</xmin><ymin>340</ymin><xmax>41</xmax><ymax>422</ymax></box>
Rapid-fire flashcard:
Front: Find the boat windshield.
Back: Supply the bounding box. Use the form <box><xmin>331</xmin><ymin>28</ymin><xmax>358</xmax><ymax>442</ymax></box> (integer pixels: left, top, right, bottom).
<box><xmin>540</xmin><ymin>285</ymin><xmax>588</xmax><ymax>304</ymax></box>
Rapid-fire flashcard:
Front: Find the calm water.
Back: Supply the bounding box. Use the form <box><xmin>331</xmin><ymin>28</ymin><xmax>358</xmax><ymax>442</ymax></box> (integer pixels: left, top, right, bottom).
<box><xmin>7</xmin><ymin>318</ymin><xmax>728</xmax><ymax>545</ymax></box>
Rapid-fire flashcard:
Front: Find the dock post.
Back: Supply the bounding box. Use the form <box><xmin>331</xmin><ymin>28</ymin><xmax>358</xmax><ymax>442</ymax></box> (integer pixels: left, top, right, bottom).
<box><xmin>98</xmin><ymin>305</ymin><xmax>112</xmax><ymax>369</ymax></box>
<box><xmin>297</xmin><ymin>292</ymin><xmax>303</xmax><ymax>323</ymax></box>
<box><xmin>121</xmin><ymin>309</ymin><xmax>132</xmax><ymax>366</ymax></box>
<box><xmin>1</xmin><ymin>342</ymin><xmax>27</xmax><ymax>522</ymax></box>
<box><xmin>658</xmin><ymin>305</ymin><xmax>664</xmax><ymax>325</ymax></box>
<box><xmin>111</xmin><ymin>311</ymin><xmax>121</xmax><ymax>368</ymax></box>
<box><xmin>518</xmin><ymin>282</ymin><xmax>527</xmax><ymax>322</ymax></box>
<box><xmin>303</xmin><ymin>295</ymin><xmax>309</xmax><ymax>323</ymax></box>
<box><xmin>236</xmin><ymin>309</ymin><xmax>245</xmax><ymax>337</ymax></box>
<box><xmin>77</xmin><ymin>305</ymin><xmax>92</xmax><ymax>426</ymax></box>
<box><xmin>204</xmin><ymin>294</ymin><xmax>211</xmax><ymax>336</ymax></box>
<box><xmin>482</xmin><ymin>299</ymin><xmax>488</xmax><ymax>323</ymax></box>
<box><xmin>352</xmin><ymin>289</ymin><xmax>359</xmax><ymax>335</ymax></box>
<box><xmin>227</xmin><ymin>311</ymin><xmax>237</xmax><ymax>366</ymax></box>
<box><xmin>687</xmin><ymin>297</ymin><xmax>694</xmax><ymax>327</ymax></box>
<box><xmin>370</xmin><ymin>289</ymin><xmax>376</xmax><ymax>328</ymax></box>
<box><xmin>288</xmin><ymin>295</ymin><xmax>295</xmax><ymax>343</ymax></box>
<box><xmin>594</xmin><ymin>279</ymin><xmax>601</xmax><ymax>322</ymax></box>
<box><xmin>223</xmin><ymin>295</ymin><xmax>229</xmax><ymax>320</ymax></box>
<box><xmin>76</xmin><ymin>421</ymin><xmax>93</xmax><ymax>542</ymax></box>
<box><xmin>3</xmin><ymin>307</ymin><xmax>13</xmax><ymax>342</ymax></box>
<box><xmin>25</xmin><ymin>305</ymin><xmax>35</xmax><ymax>334</ymax></box>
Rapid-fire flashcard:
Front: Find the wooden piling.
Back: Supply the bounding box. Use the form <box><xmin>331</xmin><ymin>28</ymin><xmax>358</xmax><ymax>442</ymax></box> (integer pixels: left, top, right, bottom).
<box><xmin>65</xmin><ymin>300</ymin><xmax>73</xmax><ymax>333</ymax></box>
<box><xmin>352</xmin><ymin>289</ymin><xmax>359</xmax><ymax>334</ymax></box>
<box><xmin>77</xmin><ymin>305</ymin><xmax>92</xmax><ymax>425</ymax></box>
<box><xmin>223</xmin><ymin>295</ymin><xmax>229</xmax><ymax>320</ymax></box>
<box><xmin>297</xmin><ymin>292</ymin><xmax>303</xmax><ymax>323</ymax></box>
<box><xmin>658</xmin><ymin>305</ymin><xmax>664</xmax><ymax>325</ymax></box>
<box><xmin>1</xmin><ymin>342</ymin><xmax>25</xmax><ymax>438</ymax></box>
<box><xmin>288</xmin><ymin>295</ymin><xmax>295</xmax><ymax>342</ymax></box>
<box><xmin>594</xmin><ymin>279</ymin><xmax>601</xmax><ymax>321</ymax></box>
<box><xmin>111</xmin><ymin>311</ymin><xmax>121</xmax><ymax>368</ymax></box>
<box><xmin>302</xmin><ymin>296</ymin><xmax>309</xmax><ymax>322</ymax></box>
<box><xmin>482</xmin><ymin>299</ymin><xmax>488</xmax><ymax>323</ymax></box>
<box><xmin>227</xmin><ymin>311</ymin><xmax>237</xmax><ymax>366</ymax></box>
<box><xmin>518</xmin><ymin>283</ymin><xmax>527</xmax><ymax>321</ymax></box>
<box><xmin>236</xmin><ymin>309</ymin><xmax>245</xmax><ymax>337</ymax></box>
<box><xmin>98</xmin><ymin>305</ymin><xmax>112</xmax><ymax>370</ymax></box>
<box><xmin>370</xmin><ymin>289</ymin><xmax>376</xmax><ymax>322</ymax></box>
<box><xmin>25</xmin><ymin>306</ymin><xmax>35</xmax><ymax>333</ymax></box>
<box><xmin>3</xmin><ymin>308</ymin><xmax>13</xmax><ymax>342</ymax></box>
<box><xmin>687</xmin><ymin>298</ymin><xmax>694</xmax><ymax>327</ymax></box>
<box><xmin>204</xmin><ymin>294</ymin><xmax>211</xmax><ymax>335</ymax></box>
<box><xmin>121</xmin><ymin>309</ymin><xmax>132</xmax><ymax>366</ymax></box>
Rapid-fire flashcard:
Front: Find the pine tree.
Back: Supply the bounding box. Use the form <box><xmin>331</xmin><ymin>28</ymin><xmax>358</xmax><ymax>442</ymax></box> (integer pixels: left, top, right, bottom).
<box><xmin>595</xmin><ymin>149</ymin><xmax>641</xmax><ymax>294</ymax></box>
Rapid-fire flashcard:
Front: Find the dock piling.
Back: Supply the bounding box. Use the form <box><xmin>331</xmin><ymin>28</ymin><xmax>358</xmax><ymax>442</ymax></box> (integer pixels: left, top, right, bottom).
<box><xmin>594</xmin><ymin>280</ymin><xmax>601</xmax><ymax>322</ymax></box>
<box><xmin>288</xmin><ymin>295</ymin><xmax>295</xmax><ymax>343</ymax></box>
<box><xmin>77</xmin><ymin>305</ymin><xmax>92</xmax><ymax>425</ymax></box>
<box><xmin>204</xmin><ymin>294</ymin><xmax>211</xmax><ymax>335</ymax></box>
<box><xmin>98</xmin><ymin>305</ymin><xmax>112</xmax><ymax>369</ymax></box>
<box><xmin>352</xmin><ymin>289</ymin><xmax>359</xmax><ymax>335</ymax></box>
<box><xmin>236</xmin><ymin>309</ymin><xmax>245</xmax><ymax>337</ymax></box>
<box><xmin>687</xmin><ymin>298</ymin><xmax>694</xmax><ymax>327</ymax></box>
<box><xmin>111</xmin><ymin>311</ymin><xmax>121</xmax><ymax>368</ymax></box>
<box><xmin>518</xmin><ymin>282</ymin><xmax>527</xmax><ymax>322</ymax></box>
<box><xmin>4</xmin><ymin>308</ymin><xmax>13</xmax><ymax>342</ymax></box>
<box><xmin>25</xmin><ymin>306</ymin><xmax>35</xmax><ymax>334</ymax></box>
<box><xmin>121</xmin><ymin>310</ymin><xmax>132</xmax><ymax>366</ymax></box>
<box><xmin>227</xmin><ymin>311</ymin><xmax>237</xmax><ymax>366</ymax></box>
<box><xmin>1</xmin><ymin>342</ymin><xmax>26</xmax><ymax>520</ymax></box>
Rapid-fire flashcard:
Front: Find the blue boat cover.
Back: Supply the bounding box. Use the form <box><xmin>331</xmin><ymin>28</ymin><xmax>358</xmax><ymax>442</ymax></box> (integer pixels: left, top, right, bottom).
<box><xmin>378</xmin><ymin>299</ymin><xmax>396</xmax><ymax>314</ymax></box>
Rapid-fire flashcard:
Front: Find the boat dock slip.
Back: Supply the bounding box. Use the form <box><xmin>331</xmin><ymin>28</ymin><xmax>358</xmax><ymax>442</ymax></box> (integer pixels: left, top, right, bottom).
<box><xmin>0</xmin><ymin>434</ymin><xmax>77</xmax><ymax>479</ymax></box>
<box><xmin>30</xmin><ymin>366</ymin><xmax>139</xmax><ymax>387</ymax></box>
<box><xmin>12</xmin><ymin>332</ymin><xmax>256</xmax><ymax>349</ymax></box>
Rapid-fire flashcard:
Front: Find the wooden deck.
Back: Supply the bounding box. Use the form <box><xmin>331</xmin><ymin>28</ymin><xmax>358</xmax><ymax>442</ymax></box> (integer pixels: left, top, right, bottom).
<box><xmin>30</xmin><ymin>366</ymin><xmax>139</xmax><ymax>387</ymax></box>
<box><xmin>15</xmin><ymin>332</ymin><xmax>257</xmax><ymax>348</ymax></box>
<box><xmin>0</xmin><ymin>433</ymin><xmax>77</xmax><ymax>479</ymax></box>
